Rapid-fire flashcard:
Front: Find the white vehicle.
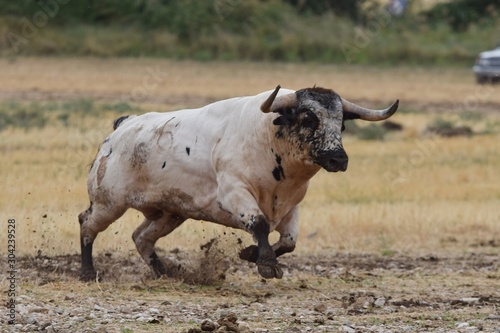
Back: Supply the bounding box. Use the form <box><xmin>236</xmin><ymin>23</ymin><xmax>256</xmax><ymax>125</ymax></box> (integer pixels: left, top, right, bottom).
<box><xmin>473</xmin><ymin>45</ymin><xmax>500</xmax><ymax>84</ymax></box>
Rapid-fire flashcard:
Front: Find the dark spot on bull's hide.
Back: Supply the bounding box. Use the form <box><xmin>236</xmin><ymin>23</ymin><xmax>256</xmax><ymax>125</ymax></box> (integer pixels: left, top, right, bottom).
<box><xmin>272</xmin><ymin>167</ymin><xmax>282</xmax><ymax>181</ymax></box>
<box><xmin>162</xmin><ymin>161</ymin><xmax>166</xmax><ymax>169</ymax></box>
<box><xmin>130</xmin><ymin>142</ymin><xmax>149</xmax><ymax>169</ymax></box>
<box><xmin>186</xmin><ymin>147</ymin><xmax>190</xmax><ymax>156</ymax></box>
<box><xmin>275</xmin><ymin>129</ymin><xmax>285</xmax><ymax>139</ymax></box>
<box><xmin>158</xmin><ymin>190</ymin><xmax>201</xmax><ymax>218</ymax></box>
<box><xmin>272</xmin><ymin>154</ymin><xmax>286</xmax><ymax>181</ymax></box>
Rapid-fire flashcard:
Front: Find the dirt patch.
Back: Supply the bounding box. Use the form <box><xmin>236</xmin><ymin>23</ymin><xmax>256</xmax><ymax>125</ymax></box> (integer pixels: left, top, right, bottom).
<box><xmin>16</xmin><ymin>237</ymin><xmax>236</xmax><ymax>286</ymax></box>
<box><xmin>157</xmin><ymin>237</ymin><xmax>234</xmax><ymax>286</ymax></box>
<box><xmin>3</xmin><ymin>246</ymin><xmax>499</xmax><ymax>332</ymax></box>
<box><xmin>186</xmin><ymin>237</ymin><xmax>232</xmax><ymax>285</ymax></box>
<box><xmin>13</xmin><ymin>250</ymin><xmax>498</xmax><ymax>283</ymax></box>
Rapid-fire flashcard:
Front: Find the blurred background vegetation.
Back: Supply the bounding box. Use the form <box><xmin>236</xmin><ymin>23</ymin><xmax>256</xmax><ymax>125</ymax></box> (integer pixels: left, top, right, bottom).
<box><xmin>0</xmin><ymin>0</ymin><xmax>499</xmax><ymax>64</ymax></box>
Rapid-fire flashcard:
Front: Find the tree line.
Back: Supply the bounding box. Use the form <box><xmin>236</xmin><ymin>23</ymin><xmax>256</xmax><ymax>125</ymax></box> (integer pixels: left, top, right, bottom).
<box><xmin>1</xmin><ymin>0</ymin><xmax>499</xmax><ymax>63</ymax></box>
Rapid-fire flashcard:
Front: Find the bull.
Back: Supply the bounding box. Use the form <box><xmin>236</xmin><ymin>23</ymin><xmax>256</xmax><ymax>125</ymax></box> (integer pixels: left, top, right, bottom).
<box><xmin>79</xmin><ymin>86</ymin><xmax>398</xmax><ymax>281</ymax></box>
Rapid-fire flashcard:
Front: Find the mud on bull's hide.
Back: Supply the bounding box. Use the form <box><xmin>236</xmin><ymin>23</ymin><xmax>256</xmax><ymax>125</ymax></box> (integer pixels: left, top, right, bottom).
<box><xmin>78</xmin><ymin>85</ymin><xmax>398</xmax><ymax>281</ymax></box>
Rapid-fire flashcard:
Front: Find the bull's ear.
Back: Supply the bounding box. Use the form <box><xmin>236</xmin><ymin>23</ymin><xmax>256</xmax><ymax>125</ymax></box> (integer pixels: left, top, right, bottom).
<box><xmin>342</xmin><ymin>111</ymin><xmax>361</xmax><ymax>131</ymax></box>
<box><xmin>273</xmin><ymin>116</ymin><xmax>289</xmax><ymax>126</ymax></box>
<box><xmin>343</xmin><ymin>111</ymin><xmax>361</xmax><ymax>120</ymax></box>
<box><xmin>272</xmin><ymin>107</ymin><xmax>296</xmax><ymax>126</ymax></box>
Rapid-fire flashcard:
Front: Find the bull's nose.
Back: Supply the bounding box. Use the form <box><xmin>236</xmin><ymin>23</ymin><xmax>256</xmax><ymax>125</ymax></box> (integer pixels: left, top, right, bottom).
<box><xmin>316</xmin><ymin>150</ymin><xmax>348</xmax><ymax>172</ymax></box>
<box><xmin>329</xmin><ymin>151</ymin><xmax>348</xmax><ymax>172</ymax></box>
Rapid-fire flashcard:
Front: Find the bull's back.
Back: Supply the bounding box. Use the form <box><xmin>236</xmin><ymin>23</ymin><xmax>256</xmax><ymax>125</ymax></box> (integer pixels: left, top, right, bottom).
<box><xmin>89</xmin><ymin>108</ymin><xmax>230</xmax><ymax>218</ymax></box>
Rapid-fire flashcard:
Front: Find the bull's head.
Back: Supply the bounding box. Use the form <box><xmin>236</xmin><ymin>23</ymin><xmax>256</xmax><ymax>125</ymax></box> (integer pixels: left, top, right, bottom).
<box><xmin>261</xmin><ymin>85</ymin><xmax>398</xmax><ymax>172</ymax></box>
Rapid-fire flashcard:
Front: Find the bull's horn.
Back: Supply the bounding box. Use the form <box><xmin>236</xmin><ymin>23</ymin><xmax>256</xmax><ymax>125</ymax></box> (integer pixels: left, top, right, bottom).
<box><xmin>341</xmin><ymin>98</ymin><xmax>399</xmax><ymax>121</ymax></box>
<box><xmin>260</xmin><ymin>85</ymin><xmax>297</xmax><ymax>113</ymax></box>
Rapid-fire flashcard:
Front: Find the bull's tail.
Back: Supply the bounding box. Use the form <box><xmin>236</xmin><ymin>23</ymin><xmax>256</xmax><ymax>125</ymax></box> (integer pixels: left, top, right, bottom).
<box><xmin>113</xmin><ymin>115</ymin><xmax>135</xmax><ymax>130</ymax></box>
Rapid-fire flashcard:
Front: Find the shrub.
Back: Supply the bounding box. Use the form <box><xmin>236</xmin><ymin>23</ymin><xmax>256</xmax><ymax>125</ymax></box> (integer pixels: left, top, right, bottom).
<box><xmin>356</xmin><ymin>124</ymin><xmax>388</xmax><ymax>141</ymax></box>
<box><xmin>429</xmin><ymin>117</ymin><xmax>454</xmax><ymax>130</ymax></box>
<box><xmin>426</xmin><ymin>117</ymin><xmax>473</xmax><ymax>137</ymax></box>
<box><xmin>0</xmin><ymin>108</ymin><xmax>47</xmax><ymax>130</ymax></box>
<box><xmin>425</xmin><ymin>0</ymin><xmax>500</xmax><ymax>31</ymax></box>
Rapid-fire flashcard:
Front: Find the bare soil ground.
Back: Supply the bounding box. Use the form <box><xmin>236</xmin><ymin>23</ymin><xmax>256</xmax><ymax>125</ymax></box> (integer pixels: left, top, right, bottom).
<box><xmin>2</xmin><ymin>244</ymin><xmax>499</xmax><ymax>333</ymax></box>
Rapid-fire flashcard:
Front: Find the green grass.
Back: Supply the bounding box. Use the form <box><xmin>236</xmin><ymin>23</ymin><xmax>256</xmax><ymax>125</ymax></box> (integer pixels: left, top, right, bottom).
<box><xmin>0</xmin><ymin>99</ymin><xmax>136</xmax><ymax>131</ymax></box>
<box><xmin>0</xmin><ymin>1</ymin><xmax>499</xmax><ymax>65</ymax></box>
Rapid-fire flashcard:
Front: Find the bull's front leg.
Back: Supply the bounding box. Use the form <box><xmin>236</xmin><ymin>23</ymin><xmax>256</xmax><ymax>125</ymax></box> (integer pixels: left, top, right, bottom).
<box><xmin>251</xmin><ymin>214</ymin><xmax>283</xmax><ymax>279</ymax></box>
<box><xmin>240</xmin><ymin>206</ymin><xmax>298</xmax><ymax>264</ymax></box>
<box><xmin>216</xmin><ymin>177</ymin><xmax>283</xmax><ymax>279</ymax></box>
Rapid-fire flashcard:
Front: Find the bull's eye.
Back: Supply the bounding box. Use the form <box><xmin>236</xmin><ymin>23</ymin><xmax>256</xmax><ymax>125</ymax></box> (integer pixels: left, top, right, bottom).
<box><xmin>301</xmin><ymin>111</ymin><xmax>320</xmax><ymax>131</ymax></box>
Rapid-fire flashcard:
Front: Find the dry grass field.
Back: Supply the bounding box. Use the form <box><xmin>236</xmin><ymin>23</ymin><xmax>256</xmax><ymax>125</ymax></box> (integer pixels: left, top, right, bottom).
<box><xmin>1</xmin><ymin>57</ymin><xmax>499</xmax><ymax>332</ymax></box>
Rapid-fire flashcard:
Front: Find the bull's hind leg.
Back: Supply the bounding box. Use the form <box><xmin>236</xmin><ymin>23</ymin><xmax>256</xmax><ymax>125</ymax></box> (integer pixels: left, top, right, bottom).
<box><xmin>79</xmin><ymin>202</ymin><xmax>126</xmax><ymax>281</ymax></box>
<box><xmin>132</xmin><ymin>212</ymin><xmax>185</xmax><ymax>278</ymax></box>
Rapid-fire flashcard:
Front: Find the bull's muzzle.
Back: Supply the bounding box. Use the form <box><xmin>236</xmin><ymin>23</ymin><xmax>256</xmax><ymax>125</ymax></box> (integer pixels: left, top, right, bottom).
<box><xmin>315</xmin><ymin>149</ymin><xmax>348</xmax><ymax>172</ymax></box>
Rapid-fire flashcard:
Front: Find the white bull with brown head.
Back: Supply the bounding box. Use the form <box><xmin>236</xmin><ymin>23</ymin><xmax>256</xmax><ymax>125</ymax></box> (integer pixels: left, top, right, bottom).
<box><xmin>79</xmin><ymin>86</ymin><xmax>398</xmax><ymax>281</ymax></box>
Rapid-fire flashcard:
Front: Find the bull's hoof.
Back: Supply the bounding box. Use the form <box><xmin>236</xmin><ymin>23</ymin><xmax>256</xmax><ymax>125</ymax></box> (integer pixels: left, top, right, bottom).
<box><xmin>151</xmin><ymin>268</ymin><xmax>173</xmax><ymax>280</ymax></box>
<box><xmin>257</xmin><ymin>262</ymin><xmax>283</xmax><ymax>279</ymax></box>
<box><xmin>151</xmin><ymin>263</ymin><xmax>167</xmax><ymax>279</ymax></box>
<box><xmin>239</xmin><ymin>245</ymin><xmax>259</xmax><ymax>263</ymax></box>
<box><xmin>150</xmin><ymin>252</ymin><xmax>169</xmax><ymax>279</ymax></box>
<box><xmin>80</xmin><ymin>269</ymin><xmax>97</xmax><ymax>282</ymax></box>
